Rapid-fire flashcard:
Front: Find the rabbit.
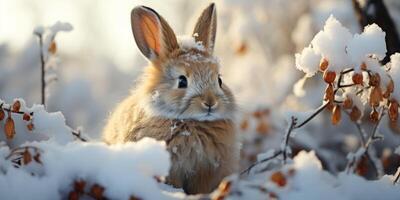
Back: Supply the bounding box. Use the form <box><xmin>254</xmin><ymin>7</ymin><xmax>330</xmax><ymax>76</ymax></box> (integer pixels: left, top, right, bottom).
<box><xmin>102</xmin><ymin>3</ymin><xmax>239</xmax><ymax>194</ymax></box>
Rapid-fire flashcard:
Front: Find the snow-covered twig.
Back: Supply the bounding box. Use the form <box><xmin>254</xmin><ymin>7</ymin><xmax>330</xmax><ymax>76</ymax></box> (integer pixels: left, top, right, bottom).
<box><xmin>345</xmin><ymin>108</ymin><xmax>385</xmax><ymax>176</ymax></box>
<box><xmin>394</xmin><ymin>167</ymin><xmax>400</xmax><ymax>184</ymax></box>
<box><xmin>240</xmin><ymin>150</ymin><xmax>283</xmax><ymax>175</ymax></box>
<box><xmin>0</xmin><ymin>102</ymin><xmax>34</xmax><ymax>116</ymax></box>
<box><xmin>35</xmin><ymin>33</ymin><xmax>46</xmax><ymax>106</ymax></box>
<box><xmin>71</xmin><ymin>129</ymin><xmax>87</xmax><ymax>142</ymax></box>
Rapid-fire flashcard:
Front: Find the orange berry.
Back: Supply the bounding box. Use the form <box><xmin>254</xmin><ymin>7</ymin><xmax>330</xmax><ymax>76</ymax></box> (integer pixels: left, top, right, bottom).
<box><xmin>324</xmin><ymin>84</ymin><xmax>334</xmax><ymax>102</ymax></box>
<box><xmin>323</xmin><ymin>70</ymin><xmax>336</xmax><ymax>84</ymax></box>
<box><xmin>350</xmin><ymin>106</ymin><xmax>362</xmax><ymax>122</ymax></box>
<box><xmin>74</xmin><ymin>180</ymin><xmax>86</xmax><ymax>194</ymax></box>
<box><xmin>48</xmin><ymin>41</ymin><xmax>57</xmax><ymax>54</ymax></box>
<box><xmin>352</xmin><ymin>73</ymin><xmax>363</xmax><ymax>85</ymax></box>
<box><xmin>331</xmin><ymin>105</ymin><xmax>341</xmax><ymax>125</ymax></box>
<box><xmin>343</xmin><ymin>97</ymin><xmax>353</xmax><ymax>109</ymax></box>
<box><xmin>23</xmin><ymin>113</ymin><xmax>31</xmax><ymax>121</ymax></box>
<box><xmin>4</xmin><ymin>116</ymin><xmax>15</xmax><ymax>139</ymax></box>
<box><xmin>12</xmin><ymin>100</ymin><xmax>21</xmax><ymax>112</ymax></box>
<box><xmin>23</xmin><ymin>148</ymin><xmax>32</xmax><ymax>165</ymax></box>
<box><xmin>319</xmin><ymin>58</ymin><xmax>329</xmax><ymax>72</ymax></box>
<box><xmin>369</xmin><ymin>73</ymin><xmax>381</xmax><ymax>87</ymax></box>
<box><xmin>360</xmin><ymin>62</ymin><xmax>367</xmax><ymax>70</ymax></box>
<box><xmin>256</xmin><ymin>121</ymin><xmax>269</xmax><ymax>135</ymax></box>
<box><xmin>90</xmin><ymin>184</ymin><xmax>104</xmax><ymax>200</ymax></box>
<box><xmin>389</xmin><ymin>99</ymin><xmax>399</xmax><ymax>122</ymax></box>
<box><xmin>0</xmin><ymin>109</ymin><xmax>4</xmax><ymax>121</ymax></box>
<box><xmin>370</xmin><ymin>109</ymin><xmax>379</xmax><ymax>123</ymax></box>
<box><xmin>68</xmin><ymin>191</ymin><xmax>79</xmax><ymax>200</ymax></box>
<box><xmin>27</xmin><ymin>123</ymin><xmax>34</xmax><ymax>131</ymax></box>
<box><xmin>369</xmin><ymin>87</ymin><xmax>383</xmax><ymax>107</ymax></box>
<box><xmin>270</xmin><ymin>171</ymin><xmax>287</xmax><ymax>187</ymax></box>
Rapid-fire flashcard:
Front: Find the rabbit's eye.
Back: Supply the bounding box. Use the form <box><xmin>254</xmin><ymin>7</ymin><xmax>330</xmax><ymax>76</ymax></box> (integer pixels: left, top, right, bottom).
<box><xmin>218</xmin><ymin>76</ymin><xmax>223</xmax><ymax>88</ymax></box>
<box><xmin>178</xmin><ymin>75</ymin><xmax>188</xmax><ymax>88</ymax></box>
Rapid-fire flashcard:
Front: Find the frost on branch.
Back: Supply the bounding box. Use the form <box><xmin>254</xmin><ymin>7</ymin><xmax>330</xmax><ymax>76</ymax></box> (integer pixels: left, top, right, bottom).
<box><xmin>0</xmin><ymin>98</ymin><xmax>74</xmax><ymax>148</ymax></box>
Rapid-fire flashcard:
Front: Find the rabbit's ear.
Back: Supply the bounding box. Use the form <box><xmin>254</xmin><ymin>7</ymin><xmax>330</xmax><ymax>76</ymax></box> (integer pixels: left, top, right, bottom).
<box><xmin>131</xmin><ymin>6</ymin><xmax>179</xmax><ymax>60</ymax></box>
<box><xmin>192</xmin><ymin>3</ymin><xmax>217</xmax><ymax>53</ymax></box>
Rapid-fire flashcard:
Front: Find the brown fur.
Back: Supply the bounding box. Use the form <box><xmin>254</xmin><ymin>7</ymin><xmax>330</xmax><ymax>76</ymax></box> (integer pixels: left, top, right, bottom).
<box><xmin>103</xmin><ymin>3</ymin><xmax>239</xmax><ymax>194</ymax></box>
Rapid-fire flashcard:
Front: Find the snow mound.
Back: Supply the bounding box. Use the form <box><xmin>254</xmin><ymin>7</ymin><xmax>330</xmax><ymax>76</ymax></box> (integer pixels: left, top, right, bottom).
<box><xmin>0</xmin><ymin>138</ymin><xmax>172</xmax><ymax>200</ymax></box>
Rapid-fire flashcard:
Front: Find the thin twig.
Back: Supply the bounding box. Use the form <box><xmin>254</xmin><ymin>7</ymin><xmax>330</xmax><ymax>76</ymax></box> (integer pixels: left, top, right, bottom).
<box><xmin>282</xmin><ymin>117</ymin><xmax>297</xmax><ymax>163</ymax></box>
<box><xmin>0</xmin><ymin>103</ymin><xmax>34</xmax><ymax>116</ymax></box>
<box><xmin>240</xmin><ymin>150</ymin><xmax>283</xmax><ymax>175</ymax></box>
<box><xmin>345</xmin><ymin>107</ymin><xmax>385</xmax><ymax>176</ymax></box>
<box><xmin>36</xmin><ymin>33</ymin><xmax>46</xmax><ymax>106</ymax></box>
<box><xmin>393</xmin><ymin>167</ymin><xmax>400</xmax><ymax>184</ymax></box>
<box><xmin>71</xmin><ymin>129</ymin><xmax>87</xmax><ymax>142</ymax></box>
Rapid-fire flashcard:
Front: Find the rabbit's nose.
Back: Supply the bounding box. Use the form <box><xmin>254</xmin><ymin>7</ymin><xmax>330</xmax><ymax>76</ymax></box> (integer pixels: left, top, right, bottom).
<box><xmin>201</xmin><ymin>101</ymin><xmax>218</xmax><ymax>111</ymax></box>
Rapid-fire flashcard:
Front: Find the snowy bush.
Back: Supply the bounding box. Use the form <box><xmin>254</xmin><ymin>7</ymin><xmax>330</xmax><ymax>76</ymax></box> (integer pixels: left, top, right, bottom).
<box><xmin>0</xmin><ymin>98</ymin><xmax>176</xmax><ymax>199</ymax></box>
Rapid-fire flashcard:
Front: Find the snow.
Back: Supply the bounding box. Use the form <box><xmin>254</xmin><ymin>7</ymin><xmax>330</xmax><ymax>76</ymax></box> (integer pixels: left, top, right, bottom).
<box><xmin>256</xmin><ymin>149</ymin><xmax>276</xmax><ymax>162</ymax></box>
<box><xmin>347</xmin><ymin>24</ymin><xmax>386</xmax><ymax>70</ymax></box>
<box><xmin>395</xmin><ymin>146</ymin><xmax>400</xmax><ymax>155</ymax></box>
<box><xmin>0</xmin><ymin>138</ymin><xmax>173</xmax><ymax>200</ymax></box>
<box><xmin>177</xmin><ymin>35</ymin><xmax>205</xmax><ymax>52</ymax></box>
<box><xmin>179</xmin><ymin>131</ymin><xmax>191</xmax><ymax>136</ymax></box>
<box><xmin>0</xmin><ymin>99</ymin><xmax>74</xmax><ymax>148</ymax></box>
<box><xmin>295</xmin><ymin>46</ymin><xmax>321</xmax><ymax>77</ymax></box>
<box><xmin>387</xmin><ymin>53</ymin><xmax>400</xmax><ymax>100</ymax></box>
<box><xmin>311</xmin><ymin>15</ymin><xmax>352</xmax><ymax>72</ymax></box>
<box><xmin>152</xmin><ymin>90</ymin><xmax>160</xmax><ymax>102</ymax></box>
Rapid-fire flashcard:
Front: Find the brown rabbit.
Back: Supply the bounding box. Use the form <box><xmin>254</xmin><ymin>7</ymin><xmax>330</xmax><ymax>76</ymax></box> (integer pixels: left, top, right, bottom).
<box><xmin>102</xmin><ymin>3</ymin><xmax>239</xmax><ymax>194</ymax></box>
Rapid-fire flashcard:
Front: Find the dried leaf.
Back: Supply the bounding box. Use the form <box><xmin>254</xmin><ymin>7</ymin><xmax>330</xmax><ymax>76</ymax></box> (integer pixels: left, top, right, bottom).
<box><xmin>356</xmin><ymin>156</ymin><xmax>369</xmax><ymax>176</ymax></box>
<box><xmin>23</xmin><ymin>148</ymin><xmax>32</xmax><ymax>165</ymax></box>
<box><xmin>33</xmin><ymin>153</ymin><xmax>42</xmax><ymax>164</ymax></box>
<box><xmin>269</xmin><ymin>192</ymin><xmax>278</xmax><ymax>199</ymax></box>
<box><xmin>270</xmin><ymin>171</ymin><xmax>287</xmax><ymax>187</ymax></box>
<box><xmin>12</xmin><ymin>100</ymin><xmax>21</xmax><ymax>112</ymax></box>
<box><xmin>350</xmin><ymin>106</ymin><xmax>362</xmax><ymax>122</ymax></box>
<box><xmin>387</xmin><ymin>79</ymin><xmax>394</xmax><ymax>93</ymax></box>
<box><xmin>323</xmin><ymin>70</ymin><xmax>336</xmax><ymax>84</ymax></box>
<box><xmin>256</xmin><ymin>120</ymin><xmax>269</xmax><ymax>135</ymax></box>
<box><xmin>68</xmin><ymin>191</ymin><xmax>79</xmax><ymax>200</ymax></box>
<box><xmin>369</xmin><ymin>87</ymin><xmax>383</xmax><ymax>107</ymax></box>
<box><xmin>90</xmin><ymin>184</ymin><xmax>104</xmax><ymax>200</ymax></box>
<box><xmin>129</xmin><ymin>196</ymin><xmax>142</xmax><ymax>200</ymax></box>
<box><xmin>326</xmin><ymin>101</ymin><xmax>334</xmax><ymax>112</ymax></box>
<box><xmin>48</xmin><ymin>41</ymin><xmax>57</xmax><ymax>54</ymax></box>
<box><xmin>4</xmin><ymin>116</ymin><xmax>15</xmax><ymax>139</ymax></box>
<box><xmin>343</xmin><ymin>98</ymin><xmax>353</xmax><ymax>109</ymax></box>
<box><xmin>389</xmin><ymin>99</ymin><xmax>399</xmax><ymax>122</ymax></box>
<box><xmin>369</xmin><ymin>73</ymin><xmax>380</xmax><ymax>87</ymax></box>
<box><xmin>352</xmin><ymin>73</ymin><xmax>363</xmax><ymax>85</ymax></box>
<box><xmin>319</xmin><ymin>58</ymin><xmax>329</xmax><ymax>72</ymax></box>
<box><xmin>240</xmin><ymin>118</ymin><xmax>249</xmax><ymax>131</ymax></box>
<box><xmin>360</xmin><ymin>62</ymin><xmax>367</xmax><ymax>70</ymax></box>
<box><xmin>0</xmin><ymin>109</ymin><xmax>4</xmax><ymax>121</ymax></box>
<box><xmin>218</xmin><ymin>180</ymin><xmax>231</xmax><ymax>194</ymax></box>
<box><xmin>287</xmin><ymin>168</ymin><xmax>296</xmax><ymax>176</ymax></box>
<box><xmin>74</xmin><ymin>180</ymin><xmax>86</xmax><ymax>194</ymax></box>
<box><xmin>324</xmin><ymin>84</ymin><xmax>334</xmax><ymax>102</ymax></box>
<box><xmin>27</xmin><ymin>123</ymin><xmax>34</xmax><ymax>131</ymax></box>
<box><xmin>370</xmin><ymin>109</ymin><xmax>379</xmax><ymax>123</ymax></box>
<box><xmin>331</xmin><ymin>105</ymin><xmax>341</xmax><ymax>125</ymax></box>
<box><xmin>23</xmin><ymin>113</ymin><xmax>31</xmax><ymax>121</ymax></box>
<box><xmin>235</xmin><ymin>42</ymin><xmax>248</xmax><ymax>56</ymax></box>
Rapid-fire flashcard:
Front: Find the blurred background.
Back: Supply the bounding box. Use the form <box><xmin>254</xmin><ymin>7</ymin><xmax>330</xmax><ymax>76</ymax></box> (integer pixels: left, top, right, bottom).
<box><xmin>1</xmin><ymin>0</ymin><xmax>400</xmax><ymax>174</ymax></box>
